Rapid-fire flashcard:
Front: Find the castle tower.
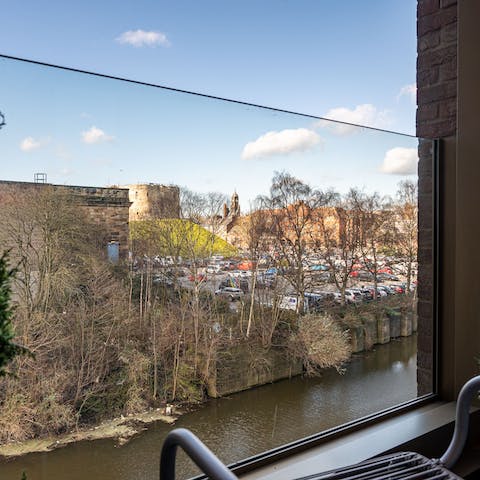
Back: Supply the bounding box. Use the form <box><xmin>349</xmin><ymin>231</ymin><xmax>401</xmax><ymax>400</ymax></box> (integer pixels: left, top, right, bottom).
<box><xmin>127</xmin><ymin>183</ymin><xmax>180</xmax><ymax>221</ymax></box>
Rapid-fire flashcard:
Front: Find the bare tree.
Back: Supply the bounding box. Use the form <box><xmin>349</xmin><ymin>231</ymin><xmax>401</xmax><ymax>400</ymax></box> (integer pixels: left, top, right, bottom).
<box><xmin>203</xmin><ymin>191</ymin><xmax>228</xmax><ymax>255</ymax></box>
<box><xmin>242</xmin><ymin>202</ymin><xmax>270</xmax><ymax>337</ymax></box>
<box><xmin>313</xmin><ymin>190</ymin><xmax>361</xmax><ymax>305</ymax></box>
<box><xmin>260</xmin><ymin>172</ymin><xmax>321</xmax><ymax>314</ymax></box>
<box><xmin>393</xmin><ymin>180</ymin><xmax>418</xmax><ymax>293</ymax></box>
<box><xmin>350</xmin><ymin>189</ymin><xmax>394</xmax><ymax>298</ymax></box>
<box><xmin>0</xmin><ymin>187</ymin><xmax>135</xmax><ymax>440</ymax></box>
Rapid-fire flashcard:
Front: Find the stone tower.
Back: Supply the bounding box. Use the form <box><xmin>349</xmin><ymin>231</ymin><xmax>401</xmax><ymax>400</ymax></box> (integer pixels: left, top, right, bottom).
<box><xmin>230</xmin><ymin>191</ymin><xmax>240</xmax><ymax>217</ymax></box>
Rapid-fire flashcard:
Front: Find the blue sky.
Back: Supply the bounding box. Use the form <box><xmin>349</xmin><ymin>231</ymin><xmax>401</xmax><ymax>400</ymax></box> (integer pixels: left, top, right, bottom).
<box><xmin>0</xmin><ymin>0</ymin><xmax>420</xmax><ymax>208</ymax></box>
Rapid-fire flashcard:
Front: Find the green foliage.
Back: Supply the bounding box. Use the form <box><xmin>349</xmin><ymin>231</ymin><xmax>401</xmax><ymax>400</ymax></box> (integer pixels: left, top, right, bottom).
<box><xmin>165</xmin><ymin>362</ymin><xmax>204</xmax><ymax>403</ymax></box>
<box><xmin>0</xmin><ymin>251</ymin><xmax>28</xmax><ymax>376</ymax></box>
<box><xmin>130</xmin><ymin>219</ymin><xmax>237</xmax><ymax>258</ymax></box>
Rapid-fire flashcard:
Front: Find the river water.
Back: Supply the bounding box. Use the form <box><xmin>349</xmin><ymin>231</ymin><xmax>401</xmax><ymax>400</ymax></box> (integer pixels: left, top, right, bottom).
<box><xmin>1</xmin><ymin>335</ymin><xmax>417</xmax><ymax>480</ymax></box>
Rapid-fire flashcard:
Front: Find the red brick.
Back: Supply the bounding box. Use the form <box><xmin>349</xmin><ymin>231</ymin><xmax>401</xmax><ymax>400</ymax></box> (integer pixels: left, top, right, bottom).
<box><xmin>418</xmin><ymin>174</ymin><xmax>433</xmax><ymax>195</ymax></box>
<box><xmin>417</xmin><ymin>203</ymin><xmax>433</xmax><ymax>227</ymax></box>
<box><xmin>418</xmin><ymin>0</ymin><xmax>440</xmax><ymax>18</ymax></box>
<box><xmin>417</xmin><ymin>44</ymin><xmax>457</xmax><ymax>70</ymax></box>
<box><xmin>417</xmin><ymin>66</ymin><xmax>439</xmax><ymax>88</ymax></box>
<box><xmin>417</xmin><ymin>102</ymin><xmax>439</xmax><ymax>122</ymax></box>
<box><xmin>440</xmin><ymin>21</ymin><xmax>457</xmax><ymax>44</ymax></box>
<box><xmin>440</xmin><ymin>0</ymin><xmax>457</xmax><ymax>8</ymax></box>
<box><xmin>417</xmin><ymin>311</ymin><xmax>434</xmax><ymax>337</ymax></box>
<box><xmin>417</xmin><ymin>247</ymin><xmax>433</xmax><ymax>269</ymax></box>
<box><xmin>417</xmin><ymin>118</ymin><xmax>456</xmax><ymax>138</ymax></box>
<box><xmin>419</xmin><ymin>138</ymin><xmax>435</xmax><ymax>156</ymax></box>
<box><xmin>418</xmin><ymin>155</ymin><xmax>433</xmax><ymax>178</ymax></box>
<box><xmin>439</xmin><ymin>97</ymin><xmax>457</xmax><ymax>118</ymax></box>
<box><xmin>418</xmin><ymin>5</ymin><xmax>458</xmax><ymax>37</ymax></box>
<box><xmin>439</xmin><ymin>57</ymin><xmax>457</xmax><ymax>81</ymax></box>
<box><xmin>418</xmin><ymin>268</ymin><xmax>433</xmax><ymax>287</ymax></box>
<box><xmin>418</xmin><ymin>81</ymin><xmax>456</xmax><ymax>104</ymax></box>
<box><xmin>418</xmin><ymin>282</ymin><xmax>434</xmax><ymax>300</ymax></box>
<box><xmin>418</xmin><ymin>238</ymin><xmax>433</xmax><ymax>264</ymax></box>
<box><xmin>419</xmin><ymin>29</ymin><xmax>440</xmax><ymax>51</ymax></box>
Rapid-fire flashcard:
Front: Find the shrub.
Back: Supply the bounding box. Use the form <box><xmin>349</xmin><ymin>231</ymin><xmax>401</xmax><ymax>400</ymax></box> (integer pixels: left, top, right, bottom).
<box><xmin>292</xmin><ymin>313</ymin><xmax>352</xmax><ymax>375</ymax></box>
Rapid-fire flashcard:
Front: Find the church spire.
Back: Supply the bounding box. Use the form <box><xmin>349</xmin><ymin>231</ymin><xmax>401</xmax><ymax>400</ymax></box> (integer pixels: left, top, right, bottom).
<box><xmin>230</xmin><ymin>191</ymin><xmax>240</xmax><ymax>217</ymax></box>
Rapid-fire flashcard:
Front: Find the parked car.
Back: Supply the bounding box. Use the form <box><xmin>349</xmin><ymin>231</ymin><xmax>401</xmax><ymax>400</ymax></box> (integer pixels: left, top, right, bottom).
<box><xmin>206</xmin><ymin>264</ymin><xmax>221</xmax><ymax>274</ymax></box>
<box><xmin>214</xmin><ymin>287</ymin><xmax>244</xmax><ymax>301</ymax></box>
<box><xmin>379</xmin><ymin>285</ymin><xmax>396</xmax><ymax>295</ymax></box>
<box><xmin>344</xmin><ymin>290</ymin><xmax>357</xmax><ymax>304</ymax></box>
<box><xmin>220</xmin><ymin>277</ymin><xmax>249</xmax><ymax>293</ymax></box>
<box><xmin>153</xmin><ymin>273</ymin><xmax>174</xmax><ymax>287</ymax></box>
<box><xmin>360</xmin><ymin>287</ymin><xmax>374</xmax><ymax>301</ymax></box>
<box><xmin>377</xmin><ymin>285</ymin><xmax>392</xmax><ymax>296</ymax></box>
<box><xmin>345</xmin><ymin>289</ymin><xmax>363</xmax><ymax>303</ymax></box>
<box><xmin>391</xmin><ymin>284</ymin><xmax>406</xmax><ymax>294</ymax></box>
<box><xmin>256</xmin><ymin>275</ymin><xmax>276</xmax><ymax>290</ymax></box>
<box><xmin>378</xmin><ymin>266</ymin><xmax>393</xmax><ymax>274</ymax></box>
<box><xmin>358</xmin><ymin>270</ymin><xmax>374</xmax><ymax>281</ymax></box>
<box><xmin>312</xmin><ymin>271</ymin><xmax>333</xmax><ymax>282</ymax></box>
<box><xmin>376</xmin><ymin>272</ymin><xmax>400</xmax><ymax>282</ymax></box>
<box><xmin>278</xmin><ymin>294</ymin><xmax>300</xmax><ymax>311</ymax></box>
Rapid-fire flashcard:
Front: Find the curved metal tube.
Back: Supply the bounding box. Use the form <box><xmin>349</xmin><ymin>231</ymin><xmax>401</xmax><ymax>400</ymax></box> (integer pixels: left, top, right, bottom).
<box><xmin>160</xmin><ymin>428</ymin><xmax>238</xmax><ymax>480</ymax></box>
<box><xmin>439</xmin><ymin>374</ymin><xmax>480</xmax><ymax>468</ymax></box>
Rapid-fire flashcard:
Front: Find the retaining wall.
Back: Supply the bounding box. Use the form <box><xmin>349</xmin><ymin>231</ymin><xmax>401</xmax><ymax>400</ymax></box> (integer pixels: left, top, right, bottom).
<box><xmin>209</xmin><ymin>310</ymin><xmax>416</xmax><ymax>398</ymax></box>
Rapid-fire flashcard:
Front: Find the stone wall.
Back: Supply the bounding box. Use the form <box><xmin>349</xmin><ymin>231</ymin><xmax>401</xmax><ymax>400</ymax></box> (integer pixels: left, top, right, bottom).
<box><xmin>348</xmin><ymin>310</ymin><xmax>417</xmax><ymax>354</ymax></box>
<box><xmin>207</xmin><ymin>345</ymin><xmax>303</xmax><ymax>398</ymax></box>
<box><xmin>0</xmin><ymin>181</ymin><xmax>131</xmax><ymax>259</ymax></box>
<box><xmin>208</xmin><ymin>311</ymin><xmax>416</xmax><ymax>398</ymax></box>
<box><xmin>416</xmin><ymin>0</ymin><xmax>457</xmax><ymax>394</ymax></box>
<box><xmin>127</xmin><ymin>183</ymin><xmax>180</xmax><ymax>221</ymax></box>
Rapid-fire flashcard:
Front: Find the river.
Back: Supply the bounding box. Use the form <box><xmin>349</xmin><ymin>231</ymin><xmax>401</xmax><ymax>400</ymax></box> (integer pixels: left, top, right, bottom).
<box><xmin>1</xmin><ymin>335</ymin><xmax>417</xmax><ymax>480</ymax></box>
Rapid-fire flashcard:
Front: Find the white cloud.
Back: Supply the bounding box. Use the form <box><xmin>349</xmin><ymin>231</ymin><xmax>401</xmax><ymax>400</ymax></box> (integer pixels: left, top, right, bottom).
<box><xmin>20</xmin><ymin>136</ymin><xmax>50</xmax><ymax>152</ymax></box>
<box><xmin>241</xmin><ymin>128</ymin><xmax>321</xmax><ymax>160</ymax></box>
<box><xmin>82</xmin><ymin>126</ymin><xmax>114</xmax><ymax>144</ymax></box>
<box><xmin>316</xmin><ymin>104</ymin><xmax>391</xmax><ymax>135</ymax></box>
<box><xmin>397</xmin><ymin>83</ymin><xmax>417</xmax><ymax>102</ymax></box>
<box><xmin>380</xmin><ymin>147</ymin><xmax>418</xmax><ymax>175</ymax></box>
<box><xmin>116</xmin><ymin>29</ymin><xmax>170</xmax><ymax>47</ymax></box>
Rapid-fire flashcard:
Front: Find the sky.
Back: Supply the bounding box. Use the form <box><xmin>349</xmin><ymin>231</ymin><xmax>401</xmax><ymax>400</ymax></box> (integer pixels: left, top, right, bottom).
<box><xmin>0</xmin><ymin>0</ymin><xmax>421</xmax><ymax>209</ymax></box>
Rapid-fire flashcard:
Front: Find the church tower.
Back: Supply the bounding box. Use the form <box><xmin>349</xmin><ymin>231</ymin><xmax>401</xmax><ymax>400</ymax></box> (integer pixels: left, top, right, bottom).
<box><xmin>230</xmin><ymin>191</ymin><xmax>240</xmax><ymax>217</ymax></box>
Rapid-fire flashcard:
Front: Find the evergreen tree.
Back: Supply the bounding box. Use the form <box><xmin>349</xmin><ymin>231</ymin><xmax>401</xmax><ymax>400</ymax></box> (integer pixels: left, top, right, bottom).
<box><xmin>0</xmin><ymin>251</ymin><xmax>27</xmax><ymax>376</ymax></box>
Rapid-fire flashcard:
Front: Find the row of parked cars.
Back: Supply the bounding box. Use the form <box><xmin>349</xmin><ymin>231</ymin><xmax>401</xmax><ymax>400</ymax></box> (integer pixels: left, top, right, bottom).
<box><xmin>344</xmin><ymin>284</ymin><xmax>408</xmax><ymax>303</ymax></box>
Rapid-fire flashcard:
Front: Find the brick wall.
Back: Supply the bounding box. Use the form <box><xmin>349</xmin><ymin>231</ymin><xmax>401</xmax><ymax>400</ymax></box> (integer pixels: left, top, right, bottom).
<box><xmin>417</xmin><ymin>0</ymin><xmax>457</xmax><ymax>138</ymax></box>
<box><xmin>416</xmin><ymin>0</ymin><xmax>457</xmax><ymax>395</ymax></box>
<box><xmin>0</xmin><ymin>181</ymin><xmax>131</xmax><ymax>260</ymax></box>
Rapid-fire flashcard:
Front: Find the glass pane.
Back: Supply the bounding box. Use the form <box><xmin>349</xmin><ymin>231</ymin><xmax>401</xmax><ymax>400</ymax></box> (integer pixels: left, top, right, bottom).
<box><xmin>0</xmin><ymin>56</ymin><xmax>433</xmax><ymax>480</ymax></box>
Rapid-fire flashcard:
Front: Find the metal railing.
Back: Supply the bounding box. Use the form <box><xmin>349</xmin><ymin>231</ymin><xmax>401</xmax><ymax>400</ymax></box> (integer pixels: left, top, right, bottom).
<box><xmin>160</xmin><ymin>376</ymin><xmax>480</xmax><ymax>480</ymax></box>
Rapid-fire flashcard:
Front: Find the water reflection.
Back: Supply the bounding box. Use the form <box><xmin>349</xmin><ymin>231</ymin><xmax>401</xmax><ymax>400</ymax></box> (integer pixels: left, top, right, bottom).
<box><xmin>1</xmin><ymin>336</ymin><xmax>416</xmax><ymax>480</ymax></box>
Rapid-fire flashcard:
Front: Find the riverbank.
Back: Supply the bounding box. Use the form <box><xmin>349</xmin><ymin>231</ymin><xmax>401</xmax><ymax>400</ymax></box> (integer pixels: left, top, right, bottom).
<box><xmin>0</xmin><ymin>302</ymin><xmax>416</xmax><ymax>461</ymax></box>
<box><xmin>0</xmin><ymin>336</ymin><xmax>418</xmax><ymax>480</ymax></box>
<box><xmin>0</xmin><ymin>408</ymin><xmax>180</xmax><ymax>460</ymax></box>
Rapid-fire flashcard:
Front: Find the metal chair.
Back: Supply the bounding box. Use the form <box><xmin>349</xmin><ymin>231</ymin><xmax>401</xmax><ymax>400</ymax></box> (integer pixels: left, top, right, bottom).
<box><xmin>160</xmin><ymin>375</ymin><xmax>480</xmax><ymax>480</ymax></box>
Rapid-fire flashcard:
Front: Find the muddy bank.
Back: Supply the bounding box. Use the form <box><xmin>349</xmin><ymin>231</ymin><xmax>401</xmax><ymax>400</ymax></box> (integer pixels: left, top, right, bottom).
<box><xmin>0</xmin><ymin>408</ymin><xmax>180</xmax><ymax>460</ymax></box>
